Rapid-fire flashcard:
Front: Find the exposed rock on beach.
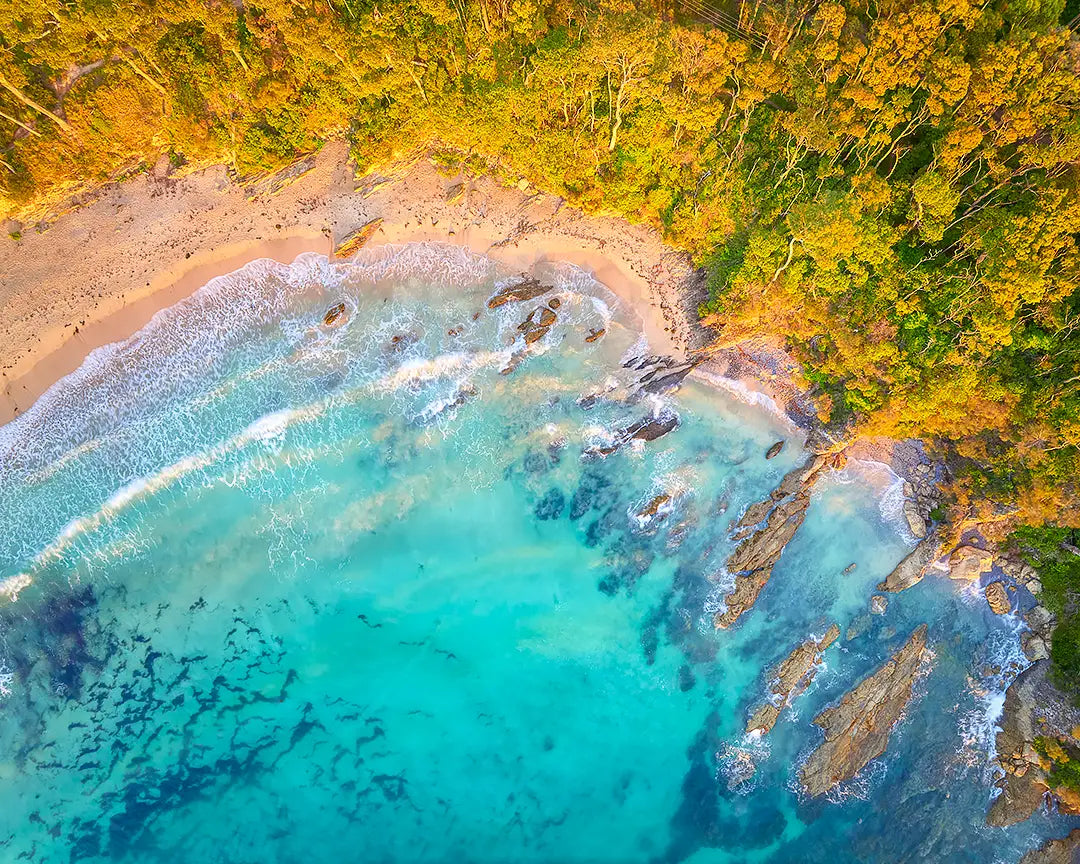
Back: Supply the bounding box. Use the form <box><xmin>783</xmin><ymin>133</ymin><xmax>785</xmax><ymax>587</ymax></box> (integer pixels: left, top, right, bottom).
<box><xmin>487</xmin><ymin>277</ymin><xmax>554</xmax><ymax>308</ymax></box>
<box><xmin>800</xmin><ymin>624</ymin><xmax>928</xmax><ymax>798</ymax></box>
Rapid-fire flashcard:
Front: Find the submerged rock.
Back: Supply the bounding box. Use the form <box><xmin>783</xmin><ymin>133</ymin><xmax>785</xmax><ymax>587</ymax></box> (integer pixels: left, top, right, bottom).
<box><xmin>746</xmin><ymin>624</ymin><xmax>840</xmax><ymax>736</ymax></box>
<box><xmin>984</xmin><ymin>580</ymin><xmax>1011</xmax><ymax>615</ymax></box>
<box><xmin>800</xmin><ymin>624</ymin><xmax>928</xmax><ymax>797</ymax></box>
<box><xmin>1020</xmin><ymin>830</ymin><xmax>1080</xmax><ymax>864</ymax></box>
<box><xmin>487</xmin><ymin>277</ymin><xmax>553</xmax><ymax>308</ymax></box>
<box><xmin>869</xmin><ymin>594</ymin><xmax>888</xmax><ymax>615</ymax></box>
<box><xmin>878</xmin><ymin>533</ymin><xmax>940</xmax><ymax>592</ymax></box>
<box><xmin>637</xmin><ymin>493</ymin><xmax>672</xmax><ymax>519</ymax></box>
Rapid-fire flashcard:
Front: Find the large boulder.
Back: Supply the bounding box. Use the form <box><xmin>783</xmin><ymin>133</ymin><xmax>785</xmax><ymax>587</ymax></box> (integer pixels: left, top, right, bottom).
<box><xmin>878</xmin><ymin>534</ymin><xmax>941</xmax><ymax>592</ymax></box>
<box><xmin>334</xmin><ymin>217</ymin><xmax>382</xmax><ymax>257</ymax></box>
<box><xmin>800</xmin><ymin>625</ymin><xmax>928</xmax><ymax>797</ymax></box>
<box><xmin>903</xmin><ymin>499</ymin><xmax>927</xmax><ymax>539</ymax></box>
<box><xmin>948</xmin><ymin>545</ymin><xmax>994</xmax><ymax>581</ymax></box>
<box><xmin>984</xmin><ymin>581</ymin><xmax>1011</xmax><ymax>615</ymax></box>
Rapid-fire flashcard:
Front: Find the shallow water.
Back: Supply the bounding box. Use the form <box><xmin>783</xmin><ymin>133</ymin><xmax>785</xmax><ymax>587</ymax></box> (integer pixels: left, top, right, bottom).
<box><xmin>0</xmin><ymin>244</ymin><xmax>1072</xmax><ymax>862</ymax></box>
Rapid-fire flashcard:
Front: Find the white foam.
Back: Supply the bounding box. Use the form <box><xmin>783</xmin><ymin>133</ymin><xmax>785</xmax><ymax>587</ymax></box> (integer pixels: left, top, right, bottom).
<box><xmin>688</xmin><ymin>367</ymin><xmax>800</xmax><ymax>433</ymax></box>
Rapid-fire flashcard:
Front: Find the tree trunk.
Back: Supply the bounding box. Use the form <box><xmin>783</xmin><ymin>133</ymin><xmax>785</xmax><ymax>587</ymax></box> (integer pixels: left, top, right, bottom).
<box><xmin>0</xmin><ymin>74</ymin><xmax>72</xmax><ymax>134</ymax></box>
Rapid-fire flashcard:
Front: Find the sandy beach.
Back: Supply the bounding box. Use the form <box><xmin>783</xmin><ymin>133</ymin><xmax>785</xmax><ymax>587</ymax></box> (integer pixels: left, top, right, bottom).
<box><xmin>0</xmin><ymin>141</ymin><xmax>710</xmax><ymax>426</ymax></box>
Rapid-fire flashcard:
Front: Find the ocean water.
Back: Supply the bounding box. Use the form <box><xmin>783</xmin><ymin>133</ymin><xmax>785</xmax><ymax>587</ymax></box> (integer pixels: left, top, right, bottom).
<box><xmin>0</xmin><ymin>244</ymin><xmax>1072</xmax><ymax>863</ymax></box>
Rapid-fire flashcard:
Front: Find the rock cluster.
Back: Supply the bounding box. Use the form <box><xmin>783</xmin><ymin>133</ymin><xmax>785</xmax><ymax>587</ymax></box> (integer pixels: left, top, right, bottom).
<box><xmin>1001</xmin><ymin>555</ymin><xmax>1045</xmax><ymax>596</ymax></box>
<box><xmin>1023</xmin><ymin>603</ymin><xmax>1055</xmax><ymax>662</ymax></box>
<box><xmin>715</xmin><ymin>456</ymin><xmax>834</xmax><ymax>629</ymax></box>
<box><xmin>624</xmin><ymin>354</ymin><xmax>698</xmax><ymax>398</ymax></box>
<box><xmin>800</xmin><ymin>625</ymin><xmax>928</xmax><ymax>798</ymax></box>
<box><xmin>517</xmin><ymin>304</ymin><xmax>557</xmax><ymax>344</ymax></box>
<box><xmin>987</xmin><ymin>660</ymin><xmax>1080</xmax><ymax>827</ymax></box>
<box><xmin>746</xmin><ymin>624</ymin><xmax>840</xmax><ymax>736</ymax></box>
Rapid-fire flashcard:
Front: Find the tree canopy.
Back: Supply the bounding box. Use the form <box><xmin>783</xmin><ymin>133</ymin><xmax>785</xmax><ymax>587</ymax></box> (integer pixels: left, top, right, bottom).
<box><xmin>1</xmin><ymin>0</ymin><xmax>1079</xmax><ymax>533</ymax></box>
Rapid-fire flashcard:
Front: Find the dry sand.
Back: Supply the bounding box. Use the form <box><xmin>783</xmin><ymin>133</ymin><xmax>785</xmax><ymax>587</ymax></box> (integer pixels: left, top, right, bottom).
<box><xmin>0</xmin><ymin>141</ymin><xmax>710</xmax><ymax>426</ymax></box>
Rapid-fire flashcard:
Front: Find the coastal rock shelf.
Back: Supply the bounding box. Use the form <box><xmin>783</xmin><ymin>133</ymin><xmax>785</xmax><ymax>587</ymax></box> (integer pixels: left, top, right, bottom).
<box><xmin>746</xmin><ymin>624</ymin><xmax>840</xmax><ymax>736</ymax></box>
<box><xmin>714</xmin><ymin>455</ymin><xmax>832</xmax><ymax>629</ymax></box>
<box><xmin>800</xmin><ymin>625</ymin><xmax>929</xmax><ymax>798</ymax></box>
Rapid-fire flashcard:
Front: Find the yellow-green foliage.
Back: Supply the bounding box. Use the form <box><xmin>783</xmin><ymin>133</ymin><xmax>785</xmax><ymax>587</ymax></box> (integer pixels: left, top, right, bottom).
<box><xmin>1</xmin><ymin>0</ymin><xmax>1078</xmax><ymax>530</ymax></box>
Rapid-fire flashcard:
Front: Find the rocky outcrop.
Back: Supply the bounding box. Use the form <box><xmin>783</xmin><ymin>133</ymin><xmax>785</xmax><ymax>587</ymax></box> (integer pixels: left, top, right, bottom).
<box><xmin>877</xmin><ymin>533</ymin><xmax>941</xmax><ymax>592</ymax></box>
<box><xmin>1020</xmin><ymin>830</ymin><xmax>1080</xmax><ymax>864</ymax></box>
<box><xmin>636</xmin><ymin>493</ymin><xmax>671</xmax><ymax>519</ymax></box>
<box><xmin>984</xmin><ymin>580</ymin><xmax>1011</xmax><ymax>615</ymax></box>
<box><xmin>715</xmin><ymin>456</ymin><xmax>833</xmax><ymax>629</ymax></box>
<box><xmin>800</xmin><ymin>624</ymin><xmax>928</xmax><ymax>797</ymax></box>
<box><xmin>517</xmin><ymin>304</ymin><xmax>557</xmax><ymax>344</ymax></box>
<box><xmin>334</xmin><ymin>217</ymin><xmax>382</xmax><ymax>257</ymax></box>
<box><xmin>987</xmin><ymin>657</ymin><xmax>1080</xmax><ymax>830</ymax></box>
<box><xmin>322</xmin><ymin>301</ymin><xmax>347</xmax><ymax>327</ymax></box>
<box><xmin>988</xmin><ymin>661</ymin><xmax>1051</xmax><ymax>826</ymax></box>
<box><xmin>487</xmin><ymin>277</ymin><xmax>553</xmax><ymax>308</ymax></box>
<box><xmin>903</xmin><ymin>498</ymin><xmax>927</xmax><ymax>539</ymax></box>
<box><xmin>948</xmin><ymin>544</ymin><xmax>994</xmax><ymax>581</ymax></box>
<box><xmin>585</xmin><ymin>410</ymin><xmax>680</xmax><ymax>458</ymax></box>
<box><xmin>746</xmin><ymin>624</ymin><xmax>840</xmax><ymax>736</ymax></box>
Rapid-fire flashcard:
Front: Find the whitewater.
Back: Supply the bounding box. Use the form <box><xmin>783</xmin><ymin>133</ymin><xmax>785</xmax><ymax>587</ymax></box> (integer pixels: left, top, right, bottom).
<box><xmin>0</xmin><ymin>244</ymin><xmax>1070</xmax><ymax>863</ymax></box>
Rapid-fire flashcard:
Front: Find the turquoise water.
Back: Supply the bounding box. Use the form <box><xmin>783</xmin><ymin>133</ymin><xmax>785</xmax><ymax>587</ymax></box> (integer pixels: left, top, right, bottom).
<box><xmin>0</xmin><ymin>244</ymin><xmax>1071</xmax><ymax>862</ymax></box>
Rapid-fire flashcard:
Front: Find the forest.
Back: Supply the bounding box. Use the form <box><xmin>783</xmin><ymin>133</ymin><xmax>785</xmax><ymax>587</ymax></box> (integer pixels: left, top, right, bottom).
<box><xmin>1</xmin><ymin>0</ymin><xmax>1079</xmax><ymax>672</ymax></box>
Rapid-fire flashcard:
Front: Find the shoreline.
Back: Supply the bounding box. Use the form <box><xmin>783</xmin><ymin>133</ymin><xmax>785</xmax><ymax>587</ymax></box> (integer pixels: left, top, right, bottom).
<box><xmin>0</xmin><ymin>143</ymin><xmax>705</xmax><ymax>426</ymax></box>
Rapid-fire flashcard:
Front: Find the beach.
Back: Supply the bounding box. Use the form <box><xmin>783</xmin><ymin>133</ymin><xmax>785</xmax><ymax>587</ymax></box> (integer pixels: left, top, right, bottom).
<box><xmin>0</xmin><ymin>141</ymin><xmax>708</xmax><ymax>425</ymax></box>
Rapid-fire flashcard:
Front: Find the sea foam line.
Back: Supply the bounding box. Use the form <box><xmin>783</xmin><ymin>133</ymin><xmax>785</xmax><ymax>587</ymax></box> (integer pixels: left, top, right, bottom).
<box><xmin>2</xmin><ymin>403</ymin><xmax>326</xmax><ymax>604</ymax></box>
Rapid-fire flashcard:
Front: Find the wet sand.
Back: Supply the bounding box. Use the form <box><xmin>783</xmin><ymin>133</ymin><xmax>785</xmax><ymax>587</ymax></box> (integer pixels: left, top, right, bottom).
<box><xmin>0</xmin><ymin>142</ymin><xmax>707</xmax><ymax>426</ymax></box>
